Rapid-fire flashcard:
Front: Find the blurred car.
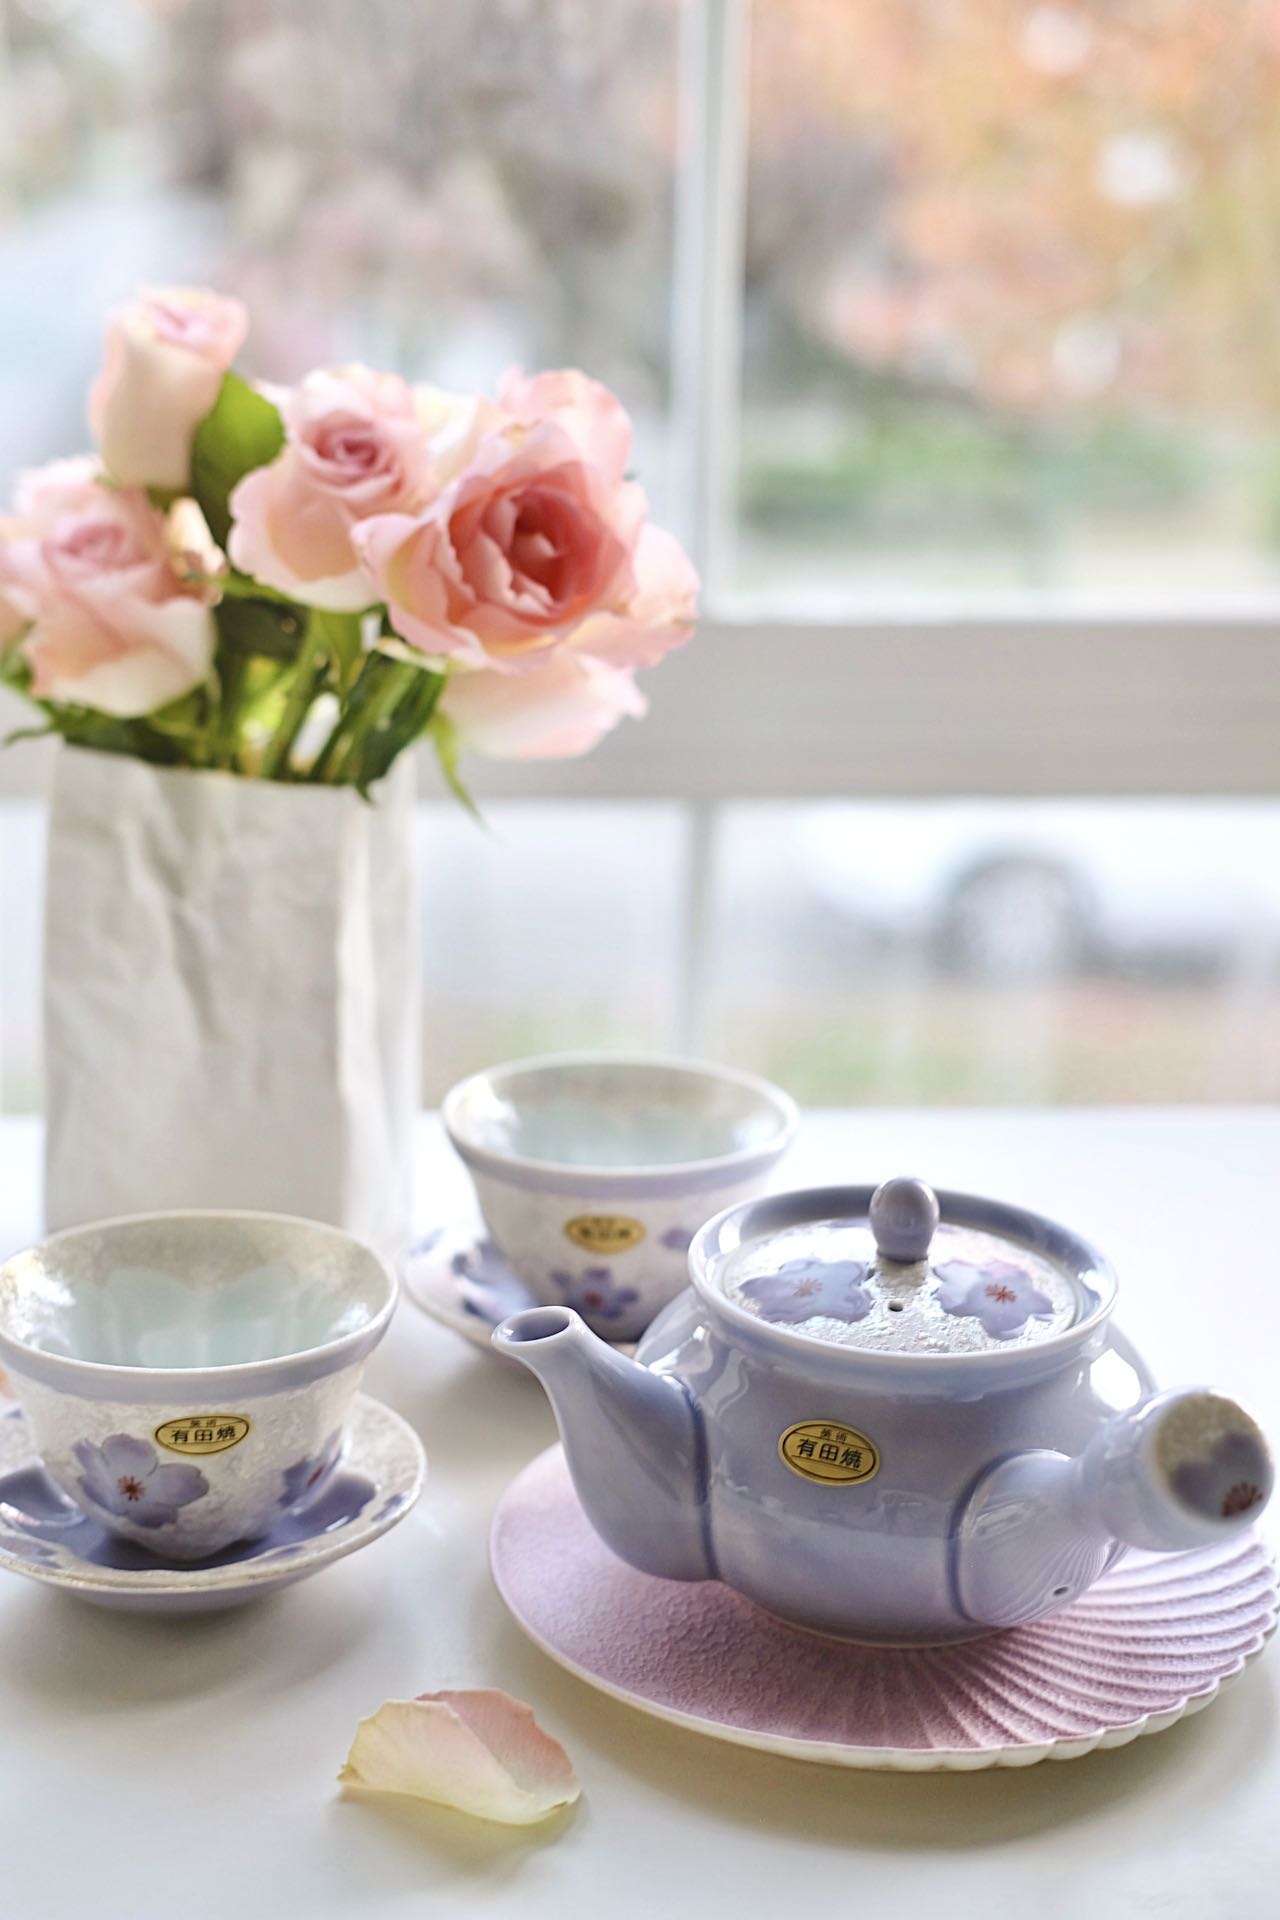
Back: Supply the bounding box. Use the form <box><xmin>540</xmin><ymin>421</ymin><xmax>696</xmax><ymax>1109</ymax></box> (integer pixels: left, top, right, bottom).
<box><xmin>800</xmin><ymin>801</ymin><xmax>1280</xmax><ymax>980</ymax></box>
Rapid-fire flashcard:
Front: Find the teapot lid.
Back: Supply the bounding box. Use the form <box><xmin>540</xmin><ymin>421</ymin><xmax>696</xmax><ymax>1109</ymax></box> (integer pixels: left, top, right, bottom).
<box><xmin>711</xmin><ymin>1177</ymin><xmax>1104</xmax><ymax>1357</ymax></box>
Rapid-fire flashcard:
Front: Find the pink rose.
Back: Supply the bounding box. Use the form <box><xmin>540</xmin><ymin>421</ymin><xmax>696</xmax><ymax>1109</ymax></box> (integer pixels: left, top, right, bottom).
<box><xmin>496</xmin><ymin>368</ymin><xmax>633</xmax><ymax>483</ymax></box>
<box><xmin>0</xmin><ymin>575</ymin><xmax>33</xmax><ymax>652</ymax></box>
<box><xmin>89</xmin><ymin>287</ymin><xmax>248</xmax><ymax>490</ymax></box>
<box><xmin>2</xmin><ymin>459</ymin><xmax>216</xmax><ymax>716</ymax></box>
<box><xmin>354</xmin><ymin>422</ymin><xmax>637</xmax><ymax>669</ymax></box>
<box><xmin>228</xmin><ymin>366</ymin><xmax>444</xmax><ymax>610</ymax></box>
<box><xmin>355</xmin><ymin>368</ymin><xmax>696</xmax><ymax>680</ymax></box>
<box><xmin>440</xmin><ymin>653</ymin><xmax>646</xmax><ymax>760</ymax></box>
<box><xmin>565</xmin><ymin>522</ymin><xmax>699</xmax><ymax>673</ymax></box>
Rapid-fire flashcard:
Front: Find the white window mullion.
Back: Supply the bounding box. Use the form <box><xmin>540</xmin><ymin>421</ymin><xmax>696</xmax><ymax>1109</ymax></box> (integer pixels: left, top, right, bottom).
<box><xmin>673</xmin><ymin>797</ymin><xmax>719</xmax><ymax>1055</ymax></box>
<box><xmin>672</xmin><ymin>0</ymin><xmax>751</xmax><ymax>595</ymax></box>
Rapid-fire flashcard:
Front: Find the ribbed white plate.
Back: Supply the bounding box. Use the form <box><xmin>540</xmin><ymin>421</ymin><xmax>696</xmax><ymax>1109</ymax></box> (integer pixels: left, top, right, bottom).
<box><xmin>492</xmin><ymin>1444</ymin><xmax>1278</xmax><ymax>1771</ymax></box>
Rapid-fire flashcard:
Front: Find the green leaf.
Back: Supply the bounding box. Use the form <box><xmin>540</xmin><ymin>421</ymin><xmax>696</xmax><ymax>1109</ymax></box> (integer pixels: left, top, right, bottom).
<box><xmin>218</xmin><ymin>569</ymin><xmax>304</xmax><ymax>608</ymax></box>
<box><xmin>426</xmin><ymin>708</ymin><xmax>482</xmax><ymax>820</ymax></box>
<box><xmin>2</xmin><ymin>721</ymin><xmax>56</xmax><ymax>748</ymax></box>
<box><xmin>311</xmin><ymin>607</ymin><xmax>366</xmax><ymax>696</ymax></box>
<box><xmin>190</xmin><ymin>372</ymin><xmax>285</xmax><ymax>547</ymax></box>
<box><xmin>215</xmin><ymin>595</ymin><xmax>306</xmax><ymax>664</ymax></box>
<box><xmin>354</xmin><ymin>665</ymin><xmax>445</xmax><ymax>795</ymax></box>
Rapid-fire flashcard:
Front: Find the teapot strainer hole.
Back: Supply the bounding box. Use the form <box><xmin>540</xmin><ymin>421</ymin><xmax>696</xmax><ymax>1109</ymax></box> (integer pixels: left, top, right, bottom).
<box><xmin>887</xmin><ymin>1301</ymin><xmax>904</xmax><ymax>1313</ymax></box>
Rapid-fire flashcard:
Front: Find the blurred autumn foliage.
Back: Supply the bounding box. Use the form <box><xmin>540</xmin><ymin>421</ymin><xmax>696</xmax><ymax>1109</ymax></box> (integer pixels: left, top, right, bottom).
<box><xmin>748</xmin><ymin>0</ymin><xmax>1280</xmax><ymax>421</ymax></box>
<box><xmin>4</xmin><ymin>1</ymin><xmax>1280</xmax><ymax>589</ymax></box>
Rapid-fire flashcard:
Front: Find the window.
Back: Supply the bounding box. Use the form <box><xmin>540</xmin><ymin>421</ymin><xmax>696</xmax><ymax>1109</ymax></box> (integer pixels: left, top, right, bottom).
<box><xmin>737</xmin><ymin>0</ymin><xmax>1280</xmax><ymax>603</ymax></box>
<box><xmin>1</xmin><ymin>1</ymin><xmax>1277</xmax><ymax>1111</ymax></box>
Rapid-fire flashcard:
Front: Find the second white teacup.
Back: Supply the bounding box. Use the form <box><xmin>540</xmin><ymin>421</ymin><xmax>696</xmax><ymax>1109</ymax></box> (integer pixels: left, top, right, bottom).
<box><xmin>444</xmin><ymin>1052</ymin><xmax>798</xmax><ymax>1341</ymax></box>
<box><xmin>0</xmin><ymin>1210</ymin><xmax>397</xmax><ymax>1559</ymax></box>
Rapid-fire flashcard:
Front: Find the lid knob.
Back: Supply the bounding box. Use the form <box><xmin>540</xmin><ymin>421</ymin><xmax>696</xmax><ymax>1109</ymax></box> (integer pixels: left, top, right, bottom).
<box><xmin>870</xmin><ymin>1177</ymin><xmax>940</xmax><ymax>1265</ymax></box>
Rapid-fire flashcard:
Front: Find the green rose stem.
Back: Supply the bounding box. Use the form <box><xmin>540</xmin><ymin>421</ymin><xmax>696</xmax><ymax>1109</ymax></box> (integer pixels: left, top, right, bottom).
<box><xmin>324</xmin><ymin>657</ymin><xmax>430</xmax><ymax>787</ymax></box>
<box><xmin>257</xmin><ymin>613</ymin><xmax>329</xmax><ymax>780</ymax></box>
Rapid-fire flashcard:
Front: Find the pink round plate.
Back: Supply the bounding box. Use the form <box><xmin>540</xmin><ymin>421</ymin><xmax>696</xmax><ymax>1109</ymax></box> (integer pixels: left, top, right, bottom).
<box><xmin>491</xmin><ymin>1445</ymin><xmax>1278</xmax><ymax>1771</ymax></box>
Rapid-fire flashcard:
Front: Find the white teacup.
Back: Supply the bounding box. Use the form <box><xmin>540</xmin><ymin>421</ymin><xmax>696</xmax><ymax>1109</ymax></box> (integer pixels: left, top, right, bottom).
<box><xmin>0</xmin><ymin>1211</ymin><xmax>396</xmax><ymax>1559</ymax></box>
<box><xmin>443</xmin><ymin>1053</ymin><xmax>798</xmax><ymax>1341</ymax></box>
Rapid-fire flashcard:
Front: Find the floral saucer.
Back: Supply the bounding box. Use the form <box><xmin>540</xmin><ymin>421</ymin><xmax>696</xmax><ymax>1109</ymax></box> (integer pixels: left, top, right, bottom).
<box><xmin>0</xmin><ymin>1394</ymin><xmax>425</xmax><ymax>1613</ymax></box>
<box><xmin>403</xmin><ymin>1224</ymin><xmax>637</xmax><ymax>1357</ymax></box>
<box><xmin>492</xmin><ymin>1445</ymin><xmax>1279</xmax><ymax>1772</ymax></box>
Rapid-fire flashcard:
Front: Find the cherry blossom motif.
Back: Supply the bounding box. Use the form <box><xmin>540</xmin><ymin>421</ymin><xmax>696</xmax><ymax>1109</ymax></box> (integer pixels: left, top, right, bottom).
<box><xmin>551</xmin><ymin>1266</ymin><xmax>640</xmax><ymax>1324</ymax></box>
<box><xmin>1172</xmin><ymin>1429</ymin><xmax>1273</xmax><ymax>1524</ymax></box>
<box><xmin>73</xmin><ymin>1434</ymin><xmax>209</xmax><ymax>1529</ymax></box>
<box><xmin>934</xmin><ymin>1259</ymin><xmax>1054</xmax><ymax>1338</ymax></box>
<box><xmin>280</xmin><ymin>1431</ymin><xmax>342</xmax><ymax>1509</ymax></box>
<box><xmin>741</xmin><ymin>1257</ymin><xmax>873</xmax><ymax>1327</ymax></box>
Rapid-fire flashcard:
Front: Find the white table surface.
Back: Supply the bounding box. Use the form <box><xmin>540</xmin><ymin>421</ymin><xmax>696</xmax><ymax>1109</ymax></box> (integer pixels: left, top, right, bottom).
<box><xmin>0</xmin><ymin>1108</ymin><xmax>1276</xmax><ymax>1920</ymax></box>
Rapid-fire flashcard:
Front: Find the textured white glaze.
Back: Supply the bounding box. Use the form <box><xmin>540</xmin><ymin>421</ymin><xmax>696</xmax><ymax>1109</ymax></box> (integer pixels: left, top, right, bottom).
<box><xmin>0</xmin><ymin>1212</ymin><xmax>389</xmax><ymax>1367</ymax></box>
<box><xmin>719</xmin><ymin>1219</ymin><xmax>1078</xmax><ymax>1353</ymax></box>
<box><xmin>14</xmin><ymin>1362</ymin><xmax>365</xmax><ymax>1558</ymax></box>
<box><xmin>447</xmin><ymin>1055</ymin><xmax>793</xmax><ymax>1170</ymax></box>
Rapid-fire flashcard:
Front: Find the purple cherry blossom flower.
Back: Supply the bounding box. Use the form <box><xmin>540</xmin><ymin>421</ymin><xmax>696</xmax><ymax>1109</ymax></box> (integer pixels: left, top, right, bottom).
<box><xmin>74</xmin><ymin>1433</ymin><xmax>209</xmax><ymax>1529</ymax></box>
<box><xmin>1171</xmin><ymin>1429</ymin><xmax>1272</xmax><ymax>1524</ymax></box>
<box><xmin>280</xmin><ymin>1430</ymin><xmax>342</xmax><ymax>1509</ymax></box>
<box><xmin>934</xmin><ymin>1259</ymin><xmax>1054</xmax><ymax>1338</ymax></box>
<box><xmin>742</xmin><ymin>1257</ymin><xmax>873</xmax><ymax>1327</ymax></box>
<box><xmin>551</xmin><ymin>1266</ymin><xmax>640</xmax><ymax>1323</ymax></box>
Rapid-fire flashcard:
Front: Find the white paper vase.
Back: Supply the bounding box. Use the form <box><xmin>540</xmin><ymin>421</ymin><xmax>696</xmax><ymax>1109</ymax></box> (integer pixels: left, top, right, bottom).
<box><xmin>43</xmin><ymin>746</ymin><xmax>419</xmax><ymax>1256</ymax></box>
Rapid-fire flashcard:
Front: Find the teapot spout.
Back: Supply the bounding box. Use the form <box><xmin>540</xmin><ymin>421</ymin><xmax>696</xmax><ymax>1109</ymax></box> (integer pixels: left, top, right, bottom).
<box><xmin>1074</xmin><ymin>1387</ymin><xmax>1273</xmax><ymax>1550</ymax></box>
<box><xmin>957</xmin><ymin>1389</ymin><xmax>1273</xmax><ymax>1629</ymax></box>
<box><xmin>493</xmin><ymin>1306</ymin><xmax>712</xmax><ymax>1581</ymax></box>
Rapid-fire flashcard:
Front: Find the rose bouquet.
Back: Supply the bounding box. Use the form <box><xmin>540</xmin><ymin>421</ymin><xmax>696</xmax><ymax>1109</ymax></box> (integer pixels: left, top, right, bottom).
<box><xmin>13</xmin><ymin>288</ymin><xmax>697</xmax><ymax>1250</ymax></box>
<box><xmin>0</xmin><ymin>286</ymin><xmax>697</xmax><ymax>798</ymax></box>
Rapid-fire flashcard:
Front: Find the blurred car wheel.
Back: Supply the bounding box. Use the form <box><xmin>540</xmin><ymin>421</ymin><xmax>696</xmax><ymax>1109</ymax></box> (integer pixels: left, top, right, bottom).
<box><xmin>933</xmin><ymin>856</ymin><xmax>1090</xmax><ymax>980</ymax></box>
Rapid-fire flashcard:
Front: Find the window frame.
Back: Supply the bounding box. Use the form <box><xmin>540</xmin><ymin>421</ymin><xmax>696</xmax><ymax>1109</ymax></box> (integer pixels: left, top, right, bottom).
<box><xmin>0</xmin><ymin>0</ymin><xmax>1276</xmax><ymax>807</ymax></box>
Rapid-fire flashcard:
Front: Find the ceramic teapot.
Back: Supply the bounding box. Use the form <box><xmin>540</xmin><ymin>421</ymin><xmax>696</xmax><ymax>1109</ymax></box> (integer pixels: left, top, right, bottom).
<box><xmin>495</xmin><ymin>1177</ymin><xmax>1274</xmax><ymax>1643</ymax></box>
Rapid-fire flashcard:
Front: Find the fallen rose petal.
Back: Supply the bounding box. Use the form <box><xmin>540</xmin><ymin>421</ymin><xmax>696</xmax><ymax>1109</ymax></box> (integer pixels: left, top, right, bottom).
<box><xmin>339</xmin><ymin>1688</ymin><xmax>579</xmax><ymax>1827</ymax></box>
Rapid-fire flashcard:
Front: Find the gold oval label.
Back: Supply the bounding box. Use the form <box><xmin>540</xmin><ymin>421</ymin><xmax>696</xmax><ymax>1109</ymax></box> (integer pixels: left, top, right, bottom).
<box><xmin>779</xmin><ymin>1420</ymin><xmax>879</xmax><ymax>1485</ymax></box>
<box><xmin>563</xmin><ymin>1214</ymin><xmax>646</xmax><ymax>1255</ymax></box>
<box><xmin>154</xmin><ymin>1414</ymin><xmax>251</xmax><ymax>1457</ymax></box>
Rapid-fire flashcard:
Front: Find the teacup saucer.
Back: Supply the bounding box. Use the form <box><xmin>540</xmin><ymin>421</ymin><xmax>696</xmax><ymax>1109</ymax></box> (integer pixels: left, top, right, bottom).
<box><xmin>492</xmin><ymin>1445</ymin><xmax>1279</xmax><ymax>1772</ymax></box>
<box><xmin>403</xmin><ymin>1225</ymin><xmax>637</xmax><ymax>1357</ymax></box>
<box><xmin>0</xmin><ymin>1395</ymin><xmax>425</xmax><ymax>1613</ymax></box>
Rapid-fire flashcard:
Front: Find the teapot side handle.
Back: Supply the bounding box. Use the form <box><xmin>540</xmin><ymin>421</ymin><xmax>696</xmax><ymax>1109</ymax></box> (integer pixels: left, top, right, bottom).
<box><xmin>1101</xmin><ymin>1319</ymin><xmax>1159</xmax><ymax>1398</ymax></box>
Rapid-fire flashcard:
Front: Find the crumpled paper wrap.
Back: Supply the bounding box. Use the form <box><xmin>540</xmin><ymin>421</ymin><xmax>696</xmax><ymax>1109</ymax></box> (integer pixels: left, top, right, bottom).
<box><xmin>43</xmin><ymin>745</ymin><xmax>418</xmax><ymax>1257</ymax></box>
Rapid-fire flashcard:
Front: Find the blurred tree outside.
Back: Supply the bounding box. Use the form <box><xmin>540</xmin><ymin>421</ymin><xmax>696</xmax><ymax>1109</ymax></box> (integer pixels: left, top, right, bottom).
<box><xmin>4</xmin><ymin>1</ymin><xmax>1280</xmax><ymax>595</ymax></box>
<box><xmin>742</xmin><ymin>0</ymin><xmax>1280</xmax><ymax>593</ymax></box>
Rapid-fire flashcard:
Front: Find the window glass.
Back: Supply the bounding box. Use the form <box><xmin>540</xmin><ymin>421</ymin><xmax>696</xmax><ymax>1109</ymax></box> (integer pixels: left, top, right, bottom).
<box><xmin>0</xmin><ymin>0</ymin><xmax>680</xmax><ymax>520</ymax></box>
<box><xmin>706</xmin><ymin>800</ymin><xmax>1280</xmax><ymax>1102</ymax></box>
<box><xmin>4</xmin><ymin>796</ymin><xmax>1278</xmax><ymax>1111</ymax></box>
<box><xmin>738</xmin><ymin>0</ymin><xmax>1280</xmax><ymax>603</ymax></box>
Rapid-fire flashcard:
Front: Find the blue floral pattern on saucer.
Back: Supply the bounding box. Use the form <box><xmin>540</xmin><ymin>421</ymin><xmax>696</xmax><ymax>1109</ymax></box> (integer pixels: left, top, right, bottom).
<box><xmin>551</xmin><ymin>1266</ymin><xmax>641</xmax><ymax>1324</ymax></box>
<box><xmin>0</xmin><ymin>1396</ymin><xmax>424</xmax><ymax>1613</ymax></box>
<box><xmin>402</xmin><ymin>1222</ymin><xmax>641</xmax><ymax>1357</ymax></box>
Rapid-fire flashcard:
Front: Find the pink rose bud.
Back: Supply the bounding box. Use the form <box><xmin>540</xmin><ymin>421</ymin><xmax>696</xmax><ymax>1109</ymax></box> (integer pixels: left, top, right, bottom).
<box><xmin>89</xmin><ymin>286</ymin><xmax>248</xmax><ymax>491</ymax></box>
